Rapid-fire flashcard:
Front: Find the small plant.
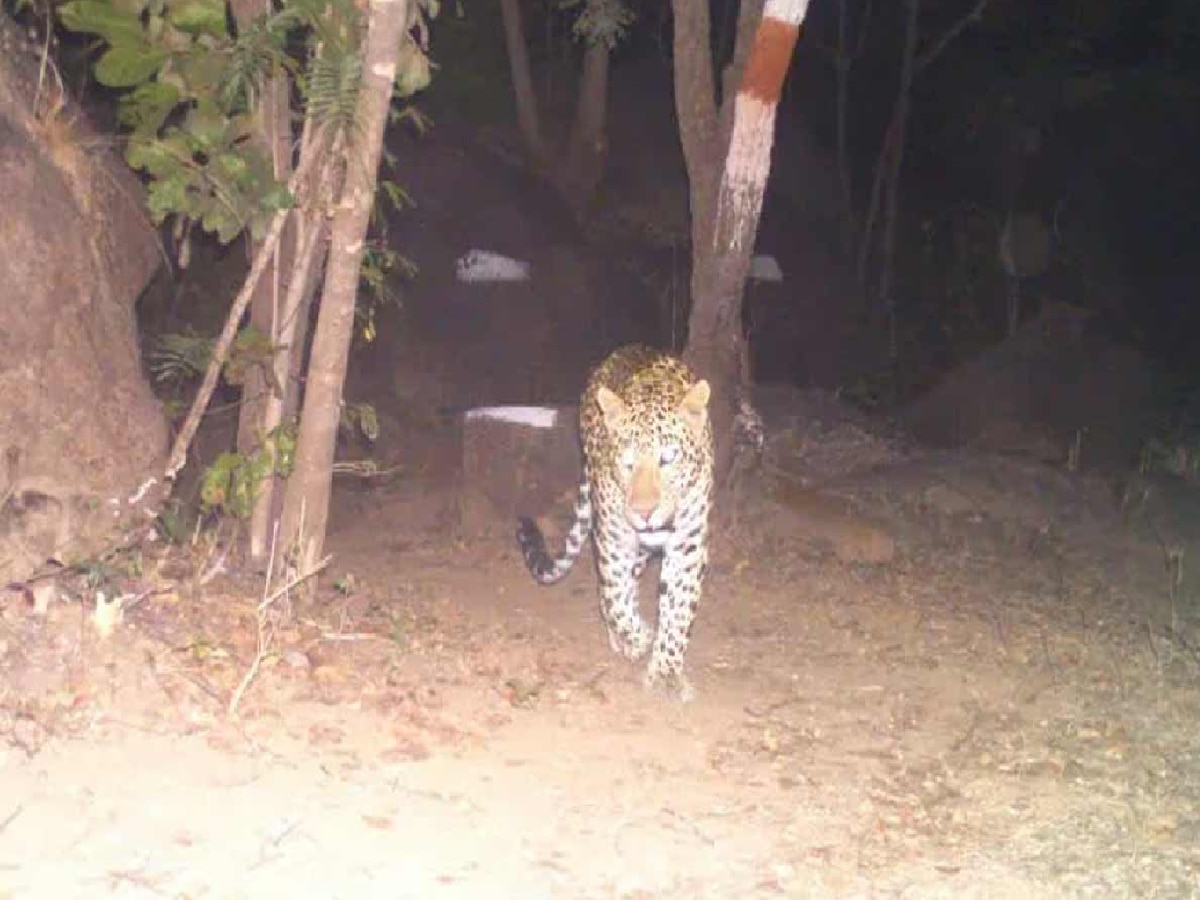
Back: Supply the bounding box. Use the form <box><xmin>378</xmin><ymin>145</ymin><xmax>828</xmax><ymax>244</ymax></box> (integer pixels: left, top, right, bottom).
<box><xmin>200</xmin><ymin>421</ymin><xmax>297</xmax><ymax>519</ymax></box>
<box><xmin>563</xmin><ymin>0</ymin><xmax>635</xmax><ymax>48</ymax></box>
<box><xmin>1139</xmin><ymin>436</ymin><xmax>1200</xmax><ymax>482</ymax></box>
<box><xmin>148</xmin><ymin>331</ymin><xmax>216</xmax><ymax>384</ymax></box>
<box><xmin>340</xmin><ymin>402</ymin><xmax>380</xmax><ymax>443</ymax></box>
<box><xmin>1138</xmin><ymin>383</ymin><xmax>1200</xmax><ymax>482</ymax></box>
<box><xmin>149</xmin><ymin>325</ymin><xmax>281</xmax><ymax>384</ymax></box>
<box><xmin>155</xmin><ymin>497</ymin><xmax>191</xmax><ymax>543</ymax></box>
<box><xmin>356</xmin><ymin>243</ymin><xmax>412</xmax><ymax>342</ymax></box>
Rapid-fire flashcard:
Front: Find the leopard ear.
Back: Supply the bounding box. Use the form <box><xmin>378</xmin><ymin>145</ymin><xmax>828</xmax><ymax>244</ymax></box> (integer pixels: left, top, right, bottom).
<box><xmin>678</xmin><ymin>379</ymin><xmax>710</xmax><ymax>434</ymax></box>
<box><xmin>596</xmin><ymin>386</ymin><xmax>627</xmax><ymax>427</ymax></box>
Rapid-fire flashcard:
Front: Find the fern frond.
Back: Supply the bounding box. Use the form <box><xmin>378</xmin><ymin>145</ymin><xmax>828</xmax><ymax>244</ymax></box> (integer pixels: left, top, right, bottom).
<box><xmin>303</xmin><ymin>44</ymin><xmax>362</xmax><ymax>139</ymax></box>
<box><xmin>149</xmin><ymin>332</ymin><xmax>214</xmax><ymax>383</ymax></box>
<box><xmin>221</xmin><ymin>12</ymin><xmax>296</xmax><ymax>114</ymax></box>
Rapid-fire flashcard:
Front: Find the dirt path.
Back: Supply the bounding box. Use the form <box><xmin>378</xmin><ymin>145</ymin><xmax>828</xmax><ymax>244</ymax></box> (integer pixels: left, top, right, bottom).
<box><xmin>3</xmin><ymin>470</ymin><xmax>1199</xmax><ymax>898</ymax></box>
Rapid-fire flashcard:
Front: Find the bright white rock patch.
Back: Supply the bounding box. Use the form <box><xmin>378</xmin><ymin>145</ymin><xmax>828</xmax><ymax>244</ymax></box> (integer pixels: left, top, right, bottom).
<box><xmin>455</xmin><ymin>250</ymin><xmax>532</xmax><ymax>283</ymax></box>
<box><xmin>464</xmin><ymin>406</ymin><xmax>559</xmax><ymax>428</ymax></box>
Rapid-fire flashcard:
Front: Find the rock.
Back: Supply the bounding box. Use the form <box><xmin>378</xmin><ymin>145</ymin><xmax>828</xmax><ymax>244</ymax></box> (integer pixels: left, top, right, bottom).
<box><xmin>0</xmin><ymin>21</ymin><xmax>166</xmax><ymax>583</ymax></box>
<box><xmin>459</xmin><ymin>405</ymin><xmax>580</xmax><ymax>539</ymax></box>
<box><xmin>900</xmin><ymin>303</ymin><xmax>1158</xmax><ymax>470</ymax></box>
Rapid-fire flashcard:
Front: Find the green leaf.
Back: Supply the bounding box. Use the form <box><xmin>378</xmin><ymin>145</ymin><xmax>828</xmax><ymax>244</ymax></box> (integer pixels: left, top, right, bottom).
<box><xmin>116</xmin><ymin>0</ymin><xmax>155</xmax><ymax>17</ymax></box>
<box><xmin>246</xmin><ymin>210</ymin><xmax>271</xmax><ymax>242</ymax></box>
<box><xmin>118</xmin><ymin>81</ymin><xmax>182</xmax><ymax>135</ymax></box>
<box><xmin>182</xmin><ymin>102</ymin><xmax>227</xmax><ymax>149</ymax></box>
<box><xmin>211</xmin><ymin>151</ymin><xmax>249</xmax><ymax>182</ymax></box>
<box><xmin>126</xmin><ymin>137</ymin><xmax>174</xmax><ymax>175</ymax></box>
<box><xmin>201</xmin><ymin>452</ymin><xmax>238</xmax><ymax>512</ymax></box>
<box><xmin>146</xmin><ymin>173</ymin><xmax>194</xmax><ymax>222</ymax></box>
<box><xmin>59</xmin><ymin>0</ymin><xmax>144</xmax><ymax>44</ymax></box>
<box><xmin>168</xmin><ymin>0</ymin><xmax>229</xmax><ymax>37</ymax></box>
<box><xmin>394</xmin><ymin>44</ymin><xmax>432</xmax><ymax>98</ymax></box>
<box><xmin>221</xmin><ymin>113</ymin><xmax>258</xmax><ymax>148</ymax></box>
<box><xmin>201</xmin><ymin>204</ymin><xmax>245</xmax><ymax>244</ymax></box>
<box><xmin>174</xmin><ymin>51</ymin><xmax>231</xmax><ymax>103</ymax></box>
<box><xmin>95</xmin><ymin>46</ymin><xmax>169</xmax><ymax>87</ymax></box>
<box><xmin>129</xmin><ymin>132</ymin><xmax>193</xmax><ymax>175</ymax></box>
<box><xmin>259</xmin><ymin>183</ymin><xmax>295</xmax><ymax>212</ymax></box>
<box><xmin>379</xmin><ymin>179</ymin><xmax>412</xmax><ymax>213</ymax></box>
<box><xmin>355</xmin><ymin>403</ymin><xmax>379</xmax><ymax>441</ymax></box>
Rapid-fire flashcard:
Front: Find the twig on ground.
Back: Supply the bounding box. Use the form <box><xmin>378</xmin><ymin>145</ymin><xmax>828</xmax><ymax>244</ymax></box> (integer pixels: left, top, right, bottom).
<box><xmin>0</xmin><ymin>804</ymin><xmax>22</xmax><ymax>835</ymax></box>
<box><xmin>258</xmin><ymin>554</ymin><xmax>331</xmax><ymax>613</ymax></box>
<box><xmin>228</xmin><ymin>523</ymin><xmax>329</xmax><ymax>717</ymax></box>
<box><xmin>198</xmin><ymin>541</ymin><xmax>231</xmax><ymax>587</ymax></box>
<box><xmin>331</xmin><ymin>460</ymin><xmax>401</xmax><ymax>478</ymax></box>
<box><xmin>319</xmin><ymin>632</ymin><xmax>391</xmax><ymax>642</ymax></box>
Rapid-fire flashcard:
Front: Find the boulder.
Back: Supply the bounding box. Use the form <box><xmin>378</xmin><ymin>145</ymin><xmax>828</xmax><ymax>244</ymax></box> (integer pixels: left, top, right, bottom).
<box><xmin>900</xmin><ymin>304</ymin><xmax>1159</xmax><ymax>470</ymax></box>
<box><xmin>0</xmin><ymin>22</ymin><xmax>166</xmax><ymax>583</ymax></box>
<box><xmin>459</xmin><ymin>406</ymin><xmax>580</xmax><ymax>540</ymax></box>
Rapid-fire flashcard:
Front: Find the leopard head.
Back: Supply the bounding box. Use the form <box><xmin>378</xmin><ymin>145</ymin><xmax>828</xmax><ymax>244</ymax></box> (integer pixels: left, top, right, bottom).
<box><xmin>595</xmin><ymin>379</ymin><xmax>712</xmax><ymax>534</ymax></box>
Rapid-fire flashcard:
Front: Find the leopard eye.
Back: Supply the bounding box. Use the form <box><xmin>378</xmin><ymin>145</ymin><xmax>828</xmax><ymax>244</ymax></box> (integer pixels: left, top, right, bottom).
<box><xmin>619</xmin><ymin>448</ymin><xmax>636</xmax><ymax>472</ymax></box>
<box><xmin>659</xmin><ymin>445</ymin><xmax>680</xmax><ymax>466</ymax></box>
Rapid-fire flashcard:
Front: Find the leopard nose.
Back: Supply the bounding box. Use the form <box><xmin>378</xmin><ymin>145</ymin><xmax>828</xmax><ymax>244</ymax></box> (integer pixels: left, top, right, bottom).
<box><xmin>629</xmin><ymin>497</ymin><xmax>658</xmax><ymax>521</ymax></box>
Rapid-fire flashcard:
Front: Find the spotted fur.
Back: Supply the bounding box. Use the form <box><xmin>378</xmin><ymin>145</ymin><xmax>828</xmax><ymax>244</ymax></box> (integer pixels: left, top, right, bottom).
<box><xmin>516</xmin><ymin>345</ymin><xmax>714</xmax><ymax>701</ymax></box>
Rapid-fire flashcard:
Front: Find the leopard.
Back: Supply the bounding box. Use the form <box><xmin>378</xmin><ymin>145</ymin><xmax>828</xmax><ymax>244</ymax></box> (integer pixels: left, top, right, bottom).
<box><xmin>516</xmin><ymin>344</ymin><xmax>715</xmax><ymax>701</ymax></box>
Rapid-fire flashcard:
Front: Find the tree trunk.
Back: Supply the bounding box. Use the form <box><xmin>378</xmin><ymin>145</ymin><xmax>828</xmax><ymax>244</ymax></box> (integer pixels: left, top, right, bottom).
<box><xmin>258</xmin><ymin>202</ymin><xmax>327</xmax><ymax>543</ymax></box>
<box><xmin>561</xmin><ymin>37</ymin><xmax>610</xmax><ymax>213</ymax></box>
<box><xmin>499</xmin><ymin>0</ymin><xmax>546</xmax><ymax>164</ymax></box>
<box><xmin>856</xmin><ymin>0</ymin><xmax>996</xmax><ymax>303</ymax></box>
<box><xmin>499</xmin><ymin>0</ymin><xmax>621</xmax><ymax>216</ymax></box>
<box><xmin>832</xmin><ymin>0</ymin><xmax>863</xmax><ymax>259</ymax></box>
<box><xmin>671</xmin><ymin>0</ymin><xmax>720</xmax><ymax>249</ymax></box>
<box><xmin>230</xmin><ymin>0</ymin><xmax>299</xmax><ymax>562</ymax></box>
<box><xmin>279</xmin><ymin>0</ymin><xmax>410</xmax><ymax>575</ymax></box>
<box><xmin>674</xmin><ymin>0</ymin><xmax>809</xmax><ymax>482</ymax></box>
<box><xmin>252</xmin><ymin>113</ymin><xmax>337</xmax><ymax>556</ymax></box>
<box><xmin>876</xmin><ymin>0</ymin><xmax>920</xmax><ymax>381</ymax></box>
<box><xmin>682</xmin><ymin>253</ymin><xmax>749</xmax><ymax>481</ymax></box>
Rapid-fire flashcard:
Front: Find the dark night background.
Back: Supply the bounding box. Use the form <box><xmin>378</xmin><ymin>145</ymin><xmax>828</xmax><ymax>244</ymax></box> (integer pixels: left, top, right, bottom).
<box><xmin>23</xmin><ymin>0</ymin><xmax>1200</xmax><ymax>448</ymax></box>
<box><xmin>422</xmin><ymin>0</ymin><xmax>1200</xmax><ymax>415</ymax></box>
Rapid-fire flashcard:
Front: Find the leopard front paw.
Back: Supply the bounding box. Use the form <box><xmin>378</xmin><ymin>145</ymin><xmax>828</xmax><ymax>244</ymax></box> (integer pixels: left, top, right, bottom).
<box><xmin>642</xmin><ymin>665</ymin><xmax>695</xmax><ymax>703</ymax></box>
<box><xmin>607</xmin><ymin>627</ymin><xmax>652</xmax><ymax>661</ymax></box>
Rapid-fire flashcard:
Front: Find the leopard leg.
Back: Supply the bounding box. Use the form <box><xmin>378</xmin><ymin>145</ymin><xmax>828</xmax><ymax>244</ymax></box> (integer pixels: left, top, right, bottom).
<box><xmin>595</xmin><ymin>515</ymin><xmax>652</xmax><ymax>661</ymax></box>
<box><xmin>644</xmin><ymin>508</ymin><xmax>709</xmax><ymax>702</ymax></box>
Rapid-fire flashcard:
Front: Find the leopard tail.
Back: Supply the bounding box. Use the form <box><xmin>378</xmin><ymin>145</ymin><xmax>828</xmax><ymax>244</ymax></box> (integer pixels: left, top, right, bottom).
<box><xmin>516</xmin><ymin>481</ymin><xmax>592</xmax><ymax>585</ymax></box>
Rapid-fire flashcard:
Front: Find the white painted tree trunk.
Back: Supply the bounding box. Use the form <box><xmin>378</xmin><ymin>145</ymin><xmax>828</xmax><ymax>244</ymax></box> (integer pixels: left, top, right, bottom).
<box><xmin>673</xmin><ymin>0</ymin><xmax>810</xmax><ymax>482</ymax></box>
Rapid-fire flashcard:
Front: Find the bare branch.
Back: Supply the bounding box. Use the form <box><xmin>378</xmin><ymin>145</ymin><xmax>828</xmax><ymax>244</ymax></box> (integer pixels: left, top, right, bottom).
<box><xmin>916</xmin><ymin>0</ymin><xmax>996</xmax><ymax>72</ymax></box>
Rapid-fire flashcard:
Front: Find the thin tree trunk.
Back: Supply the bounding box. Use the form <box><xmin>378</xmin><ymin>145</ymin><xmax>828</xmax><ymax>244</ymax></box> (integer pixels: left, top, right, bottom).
<box><xmin>229</xmin><ymin>0</ymin><xmax>302</xmax><ymax>561</ymax></box>
<box><xmin>876</xmin><ymin>0</ymin><xmax>920</xmax><ymax>383</ymax></box>
<box><xmin>251</xmin><ymin>111</ymin><xmax>334</xmax><ymax>552</ymax></box>
<box><xmin>499</xmin><ymin>0</ymin><xmax>546</xmax><ymax>163</ymax></box>
<box><xmin>855</xmin><ymin>0</ymin><xmax>994</xmax><ymax>294</ymax></box>
<box><xmin>162</xmin><ymin>141</ymin><xmax>326</xmax><ymax>487</ymax></box>
<box><xmin>856</xmin><ymin>110</ymin><xmax>893</xmax><ymax>293</ymax></box>
<box><xmin>561</xmin><ymin>37</ymin><xmax>610</xmax><ymax>212</ymax></box>
<box><xmin>259</xmin><ymin>204</ymin><xmax>328</xmax><ymax>533</ymax></box>
<box><xmin>833</xmin><ymin>0</ymin><xmax>865</xmax><ymax>259</ymax></box>
<box><xmin>279</xmin><ymin>0</ymin><xmax>411</xmax><ymax>575</ymax></box>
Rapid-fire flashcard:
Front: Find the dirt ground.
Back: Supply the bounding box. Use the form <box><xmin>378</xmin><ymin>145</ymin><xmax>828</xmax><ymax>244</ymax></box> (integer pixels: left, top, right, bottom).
<box><xmin>3</xmin><ymin>398</ymin><xmax>1199</xmax><ymax>900</ymax></box>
